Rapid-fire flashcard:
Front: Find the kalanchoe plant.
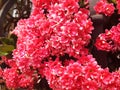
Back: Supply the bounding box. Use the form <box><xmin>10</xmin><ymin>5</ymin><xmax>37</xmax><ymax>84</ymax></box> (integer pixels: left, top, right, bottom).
<box><xmin>95</xmin><ymin>0</ymin><xmax>120</xmax><ymax>72</ymax></box>
<box><xmin>94</xmin><ymin>0</ymin><xmax>120</xmax><ymax>16</ymax></box>
<box><xmin>94</xmin><ymin>0</ymin><xmax>115</xmax><ymax>16</ymax></box>
<box><xmin>1</xmin><ymin>0</ymin><xmax>120</xmax><ymax>90</ymax></box>
<box><xmin>0</xmin><ymin>33</ymin><xmax>16</xmax><ymax>89</ymax></box>
<box><xmin>95</xmin><ymin>23</ymin><xmax>120</xmax><ymax>52</ymax></box>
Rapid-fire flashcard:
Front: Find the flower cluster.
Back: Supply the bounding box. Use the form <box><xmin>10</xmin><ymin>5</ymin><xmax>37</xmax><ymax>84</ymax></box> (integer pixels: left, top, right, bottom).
<box><xmin>3</xmin><ymin>68</ymin><xmax>35</xmax><ymax>89</ymax></box>
<box><xmin>117</xmin><ymin>0</ymin><xmax>120</xmax><ymax>14</ymax></box>
<box><xmin>44</xmin><ymin>55</ymin><xmax>120</xmax><ymax>90</ymax></box>
<box><xmin>95</xmin><ymin>23</ymin><xmax>120</xmax><ymax>52</ymax></box>
<box><xmin>94</xmin><ymin>0</ymin><xmax>118</xmax><ymax>16</ymax></box>
<box><xmin>1</xmin><ymin>0</ymin><xmax>94</xmax><ymax>89</ymax></box>
<box><xmin>1</xmin><ymin>0</ymin><xmax>120</xmax><ymax>90</ymax></box>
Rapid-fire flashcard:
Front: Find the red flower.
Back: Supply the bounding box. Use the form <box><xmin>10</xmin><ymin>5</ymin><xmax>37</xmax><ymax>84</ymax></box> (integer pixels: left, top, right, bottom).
<box><xmin>2</xmin><ymin>0</ymin><xmax>120</xmax><ymax>89</ymax></box>
<box><xmin>3</xmin><ymin>68</ymin><xmax>19</xmax><ymax>88</ymax></box>
<box><xmin>117</xmin><ymin>0</ymin><xmax>120</xmax><ymax>14</ymax></box>
<box><xmin>94</xmin><ymin>0</ymin><xmax>115</xmax><ymax>16</ymax></box>
<box><xmin>43</xmin><ymin>55</ymin><xmax>120</xmax><ymax>89</ymax></box>
<box><xmin>0</xmin><ymin>68</ymin><xmax>3</xmax><ymax>77</ymax></box>
<box><xmin>95</xmin><ymin>23</ymin><xmax>120</xmax><ymax>51</ymax></box>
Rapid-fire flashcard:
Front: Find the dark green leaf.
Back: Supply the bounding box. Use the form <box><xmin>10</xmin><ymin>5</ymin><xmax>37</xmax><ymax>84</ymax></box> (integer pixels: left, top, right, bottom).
<box><xmin>0</xmin><ymin>44</ymin><xmax>14</xmax><ymax>53</ymax></box>
<box><xmin>0</xmin><ymin>37</ymin><xmax>14</xmax><ymax>45</ymax></box>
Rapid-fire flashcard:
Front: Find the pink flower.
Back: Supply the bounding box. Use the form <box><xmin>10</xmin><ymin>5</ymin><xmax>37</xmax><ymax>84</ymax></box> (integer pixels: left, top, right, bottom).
<box><xmin>3</xmin><ymin>0</ymin><xmax>120</xmax><ymax>89</ymax></box>
<box><xmin>104</xmin><ymin>3</ymin><xmax>115</xmax><ymax>16</ymax></box>
<box><xmin>95</xmin><ymin>23</ymin><xmax>120</xmax><ymax>51</ymax></box>
<box><xmin>95</xmin><ymin>31</ymin><xmax>113</xmax><ymax>51</ymax></box>
<box><xmin>94</xmin><ymin>0</ymin><xmax>115</xmax><ymax>16</ymax></box>
<box><xmin>3</xmin><ymin>68</ymin><xmax>19</xmax><ymax>88</ymax></box>
<box><xmin>43</xmin><ymin>55</ymin><xmax>120</xmax><ymax>89</ymax></box>
<box><xmin>0</xmin><ymin>68</ymin><xmax>3</xmax><ymax>77</ymax></box>
<box><xmin>18</xmin><ymin>74</ymin><xmax>34</xmax><ymax>88</ymax></box>
<box><xmin>117</xmin><ymin>0</ymin><xmax>120</xmax><ymax>14</ymax></box>
<box><xmin>32</xmin><ymin>0</ymin><xmax>58</xmax><ymax>9</ymax></box>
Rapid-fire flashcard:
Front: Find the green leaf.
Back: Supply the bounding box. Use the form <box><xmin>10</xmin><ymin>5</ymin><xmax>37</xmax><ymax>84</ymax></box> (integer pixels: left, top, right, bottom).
<box><xmin>0</xmin><ymin>37</ymin><xmax>14</xmax><ymax>45</ymax></box>
<box><xmin>0</xmin><ymin>44</ymin><xmax>14</xmax><ymax>53</ymax></box>
<box><xmin>0</xmin><ymin>51</ymin><xmax>8</xmax><ymax>56</ymax></box>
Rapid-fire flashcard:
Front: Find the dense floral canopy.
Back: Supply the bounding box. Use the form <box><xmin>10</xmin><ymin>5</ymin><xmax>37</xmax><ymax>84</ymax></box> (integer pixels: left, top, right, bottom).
<box><xmin>1</xmin><ymin>0</ymin><xmax>120</xmax><ymax>90</ymax></box>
